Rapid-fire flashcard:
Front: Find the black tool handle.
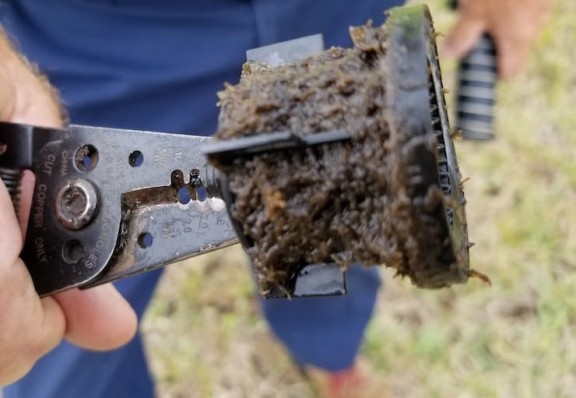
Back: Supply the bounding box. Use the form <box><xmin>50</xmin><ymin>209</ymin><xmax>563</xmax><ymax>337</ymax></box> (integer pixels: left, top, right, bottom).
<box><xmin>451</xmin><ymin>1</ymin><xmax>498</xmax><ymax>140</ymax></box>
<box><xmin>0</xmin><ymin>167</ymin><xmax>23</xmax><ymax>219</ymax></box>
<box><xmin>454</xmin><ymin>33</ymin><xmax>497</xmax><ymax>140</ymax></box>
<box><xmin>0</xmin><ymin>123</ymin><xmax>34</xmax><ymax>220</ymax></box>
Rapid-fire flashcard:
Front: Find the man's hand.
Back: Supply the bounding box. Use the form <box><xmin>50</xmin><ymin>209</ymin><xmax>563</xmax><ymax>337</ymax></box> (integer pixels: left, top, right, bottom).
<box><xmin>0</xmin><ymin>28</ymin><xmax>137</xmax><ymax>386</ymax></box>
<box><xmin>443</xmin><ymin>0</ymin><xmax>555</xmax><ymax>79</ymax></box>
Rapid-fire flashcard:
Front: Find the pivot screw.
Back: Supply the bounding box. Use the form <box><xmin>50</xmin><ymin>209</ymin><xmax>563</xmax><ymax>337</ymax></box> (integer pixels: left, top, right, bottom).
<box><xmin>56</xmin><ymin>179</ymin><xmax>98</xmax><ymax>230</ymax></box>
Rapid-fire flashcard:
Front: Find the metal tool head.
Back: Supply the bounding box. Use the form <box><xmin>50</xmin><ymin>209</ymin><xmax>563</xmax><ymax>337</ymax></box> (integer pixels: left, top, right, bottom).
<box><xmin>0</xmin><ymin>122</ymin><xmax>237</xmax><ymax>296</ymax></box>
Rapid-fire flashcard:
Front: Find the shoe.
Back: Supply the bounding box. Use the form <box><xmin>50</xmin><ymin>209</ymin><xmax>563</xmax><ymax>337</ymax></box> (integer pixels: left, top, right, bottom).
<box><xmin>303</xmin><ymin>361</ymin><xmax>388</xmax><ymax>398</ymax></box>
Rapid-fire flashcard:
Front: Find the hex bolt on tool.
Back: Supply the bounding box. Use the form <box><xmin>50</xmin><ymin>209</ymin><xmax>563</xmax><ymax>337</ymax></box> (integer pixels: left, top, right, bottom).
<box><xmin>0</xmin><ymin>5</ymin><xmax>486</xmax><ymax>299</ymax></box>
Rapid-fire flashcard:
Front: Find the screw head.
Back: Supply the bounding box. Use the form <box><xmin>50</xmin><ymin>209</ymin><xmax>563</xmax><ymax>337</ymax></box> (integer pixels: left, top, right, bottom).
<box><xmin>56</xmin><ymin>179</ymin><xmax>98</xmax><ymax>230</ymax></box>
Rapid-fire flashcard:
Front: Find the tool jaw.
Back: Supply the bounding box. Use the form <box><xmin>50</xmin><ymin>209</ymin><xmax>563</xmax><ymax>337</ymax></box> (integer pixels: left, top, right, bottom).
<box><xmin>0</xmin><ymin>122</ymin><xmax>237</xmax><ymax>296</ymax></box>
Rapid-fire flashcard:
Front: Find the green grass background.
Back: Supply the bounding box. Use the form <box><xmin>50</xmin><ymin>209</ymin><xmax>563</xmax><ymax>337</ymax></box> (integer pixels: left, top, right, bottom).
<box><xmin>142</xmin><ymin>0</ymin><xmax>576</xmax><ymax>396</ymax></box>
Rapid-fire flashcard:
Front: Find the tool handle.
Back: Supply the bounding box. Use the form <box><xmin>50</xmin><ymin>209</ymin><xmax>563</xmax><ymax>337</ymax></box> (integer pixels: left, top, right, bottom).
<box><xmin>0</xmin><ymin>167</ymin><xmax>23</xmax><ymax>220</ymax></box>
<box><xmin>450</xmin><ymin>0</ymin><xmax>498</xmax><ymax>140</ymax></box>
<box><xmin>0</xmin><ymin>122</ymin><xmax>34</xmax><ymax>220</ymax></box>
<box><xmin>454</xmin><ymin>33</ymin><xmax>497</xmax><ymax>140</ymax></box>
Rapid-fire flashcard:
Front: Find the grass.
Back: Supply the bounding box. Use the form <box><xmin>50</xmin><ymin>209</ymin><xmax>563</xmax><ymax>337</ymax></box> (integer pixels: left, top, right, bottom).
<box><xmin>142</xmin><ymin>0</ymin><xmax>576</xmax><ymax>396</ymax></box>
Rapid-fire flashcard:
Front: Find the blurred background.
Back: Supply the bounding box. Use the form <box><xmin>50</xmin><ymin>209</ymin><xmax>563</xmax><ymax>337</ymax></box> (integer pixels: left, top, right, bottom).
<box><xmin>141</xmin><ymin>0</ymin><xmax>576</xmax><ymax>396</ymax></box>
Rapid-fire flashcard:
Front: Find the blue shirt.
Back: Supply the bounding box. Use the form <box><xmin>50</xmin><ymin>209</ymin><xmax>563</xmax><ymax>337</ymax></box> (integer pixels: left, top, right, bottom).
<box><xmin>1</xmin><ymin>0</ymin><xmax>402</xmax><ymax>135</ymax></box>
